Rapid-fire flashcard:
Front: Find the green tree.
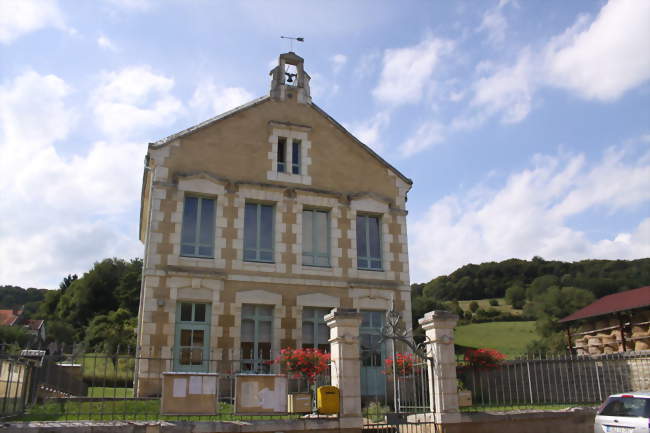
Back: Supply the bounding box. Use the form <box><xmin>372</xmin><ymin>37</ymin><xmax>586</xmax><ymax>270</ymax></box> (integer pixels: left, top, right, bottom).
<box><xmin>505</xmin><ymin>283</ymin><xmax>526</xmax><ymax>309</ymax></box>
<box><xmin>45</xmin><ymin>320</ymin><xmax>76</xmax><ymax>344</ymax></box>
<box><xmin>55</xmin><ymin>258</ymin><xmax>128</xmax><ymax>333</ymax></box>
<box><xmin>85</xmin><ymin>308</ymin><xmax>137</xmax><ymax>354</ymax></box>
<box><xmin>0</xmin><ymin>326</ymin><xmax>31</xmax><ymax>347</ymax></box>
<box><xmin>114</xmin><ymin>258</ymin><xmax>142</xmax><ymax>315</ymax></box>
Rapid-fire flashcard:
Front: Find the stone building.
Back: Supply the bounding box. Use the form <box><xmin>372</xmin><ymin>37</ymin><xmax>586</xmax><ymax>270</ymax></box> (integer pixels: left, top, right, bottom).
<box><xmin>135</xmin><ymin>52</ymin><xmax>413</xmax><ymax>396</ymax></box>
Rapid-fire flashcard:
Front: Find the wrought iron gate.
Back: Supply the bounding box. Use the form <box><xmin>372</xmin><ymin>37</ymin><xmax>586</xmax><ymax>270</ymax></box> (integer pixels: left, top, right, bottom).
<box><xmin>362</xmin><ymin>308</ymin><xmax>440</xmax><ymax>432</ymax></box>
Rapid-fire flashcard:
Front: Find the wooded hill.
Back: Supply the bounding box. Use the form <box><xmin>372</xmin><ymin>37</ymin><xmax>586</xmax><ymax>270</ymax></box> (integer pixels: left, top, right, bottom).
<box><xmin>412</xmin><ymin>257</ymin><xmax>649</xmax><ymax>303</ymax></box>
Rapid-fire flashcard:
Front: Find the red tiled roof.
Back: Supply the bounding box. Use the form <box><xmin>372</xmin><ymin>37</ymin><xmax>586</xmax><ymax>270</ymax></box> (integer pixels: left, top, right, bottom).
<box><xmin>559</xmin><ymin>286</ymin><xmax>650</xmax><ymax>323</ymax></box>
<box><xmin>0</xmin><ymin>309</ymin><xmax>19</xmax><ymax>326</ymax></box>
<box><xmin>25</xmin><ymin>319</ymin><xmax>44</xmax><ymax>331</ymax></box>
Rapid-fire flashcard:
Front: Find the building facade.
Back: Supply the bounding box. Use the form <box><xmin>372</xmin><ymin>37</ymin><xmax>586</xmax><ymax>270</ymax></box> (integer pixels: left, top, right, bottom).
<box><xmin>135</xmin><ymin>52</ymin><xmax>413</xmax><ymax>396</ymax></box>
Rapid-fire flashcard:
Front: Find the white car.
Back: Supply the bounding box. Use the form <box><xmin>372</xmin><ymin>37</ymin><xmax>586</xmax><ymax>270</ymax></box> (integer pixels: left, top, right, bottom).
<box><xmin>595</xmin><ymin>392</ymin><xmax>650</xmax><ymax>433</ymax></box>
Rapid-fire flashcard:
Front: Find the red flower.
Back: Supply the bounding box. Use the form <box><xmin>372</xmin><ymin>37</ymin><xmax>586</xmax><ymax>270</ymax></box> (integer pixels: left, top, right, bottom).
<box><xmin>462</xmin><ymin>348</ymin><xmax>505</xmax><ymax>370</ymax></box>
<box><xmin>274</xmin><ymin>347</ymin><xmax>331</xmax><ymax>384</ymax></box>
<box><xmin>383</xmin><ymin>352</ymin><xmax>417</xmax><ymax>376</ymax></box>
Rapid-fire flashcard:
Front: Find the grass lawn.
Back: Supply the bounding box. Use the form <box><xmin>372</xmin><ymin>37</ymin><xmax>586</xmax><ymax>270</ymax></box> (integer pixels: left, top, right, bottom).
<box><xmin>18</xmin><ymin>400</ymin><xmax>300</xmax><ymax>422</ymax></box>
<box><xmin>460</xmin><ymin>403</ymin><xmax>596</xmax><ymax>412</ymax></box>
<box><xmin>87</xmin><ymin>387</ymin><xmax>134</xmax><ymax>398</ymax></box>
<box><xmin>457</xmin><ymin>298</ymin><xmax>522</xmax><ymax>315</ymax></box>
<box><xmin>455</xmin><ymin>321</ymin><xmax>537</xmax><ymax>358</ymax></box>
<box><xmin>80</xmin><ymin>354</ymin><xmax>135</xmax><ymax>385</ymax></box>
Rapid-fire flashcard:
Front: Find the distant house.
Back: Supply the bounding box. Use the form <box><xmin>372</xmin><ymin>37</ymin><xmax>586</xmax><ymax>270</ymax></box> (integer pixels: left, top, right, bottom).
<box><xmin>0</xmin><ymin>307</ymin><xmax>46</xmax><ymax>347</ymax></box>
<box><xmin>560</xmin><ymin>286</ymin><xmax>650</xmax><ymax>355</ymax></box>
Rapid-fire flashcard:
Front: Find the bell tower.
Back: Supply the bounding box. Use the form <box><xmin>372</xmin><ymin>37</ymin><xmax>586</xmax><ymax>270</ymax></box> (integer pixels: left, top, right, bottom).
<box><xmin>269</xmin><ymin>52</ymin><xmax>311</xmax><ymax>104</ymax></box>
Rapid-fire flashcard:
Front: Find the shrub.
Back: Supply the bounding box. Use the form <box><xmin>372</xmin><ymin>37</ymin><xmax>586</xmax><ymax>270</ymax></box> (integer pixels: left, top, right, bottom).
<box><xmin>469</xmin><ymin>301</ymin><xmax>479</xmax><ymax>312</ymax></box>
<box><xmin>489</xmin><ymin>299</ymin><xmax>499</xmax><ymax>306</ymax></box>
<box><xmin>463</xmin><ymin>348</ymin><xmax>505</xmax><ymax>370</ymax></box>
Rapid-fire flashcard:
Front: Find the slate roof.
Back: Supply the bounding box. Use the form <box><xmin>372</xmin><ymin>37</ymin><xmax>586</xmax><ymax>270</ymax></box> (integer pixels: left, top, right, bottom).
<box><xmin>559</xmin><ymin>286</ymin><xmax>650</xmax><ymax>323</ymax></box>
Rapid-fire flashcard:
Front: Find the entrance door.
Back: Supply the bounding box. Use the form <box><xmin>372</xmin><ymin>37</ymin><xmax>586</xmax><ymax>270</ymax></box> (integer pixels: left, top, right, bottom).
<box><xmin>360</xmin><ymin>310</ymin><xmax>386</xmax><ymax>398</ymax></box>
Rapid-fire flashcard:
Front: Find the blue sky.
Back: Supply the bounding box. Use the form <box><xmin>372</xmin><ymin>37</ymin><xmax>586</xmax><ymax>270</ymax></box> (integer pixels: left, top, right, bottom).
<box><xmin>1</xmin><ymin>0</ymin><xmax>648</xmax><ymax>289</ymax></box>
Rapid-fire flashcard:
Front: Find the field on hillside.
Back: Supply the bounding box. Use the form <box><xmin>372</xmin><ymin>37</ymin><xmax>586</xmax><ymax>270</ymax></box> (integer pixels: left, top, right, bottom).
<box><xmin>455</xmin><ymin>321</ymin><xmax>537</xmax><ymax>358</ymax></box>
<box><xmin>457</xmin><ymin>297</ymin><xmax>522</xmax><ymax>315</ymax></box>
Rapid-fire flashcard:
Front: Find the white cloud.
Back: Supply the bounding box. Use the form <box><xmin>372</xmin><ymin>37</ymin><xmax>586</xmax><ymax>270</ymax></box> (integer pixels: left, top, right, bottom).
<box><xmin>97</xmin><ymin>35</ymin><xmax>117</xmax><ymax>51</ymax></box>
<box><xmin>478</xmin><ymin>7</ymin><xmax>507</xmax><ymax>46</ymax></box>
<box><xmin>456</xmin><ymin>0</ymin><xmax>650</xmax><ymax>130</ymax></box>
<box><xmin>0</xmin><ymin>71</ymin><xmax>144</xmax><ymax>288</ymax></box>
<box><xmin>348</xmin><ymin>112</ymin><xmax>391</xmax><ymax>153</ymax></box>
<box><xmin>399</xmin><ymin>121</ymin><xmax>445</xmax><ymax>157</ymax></box>
<box><xmin>189</xmin><ymin>80</ymin><xmax>254</xmax><ymax>120</ymax></box>
<box><xmin>544</xmin><ymin>0</ymin><xmax>650</xmax><ymax>101</ymax></box>
<box><xmin>0</xmin><ymin>0</ymin><xmax>68</xmax><ymax>44</ymax></box>
<box><xmin>330</xmin><ymin>54</ymin><xmax>347</xmax><ymax>74</ymax></box>
<box><xmin>373</xmin><ymin>37</ymin><xmax>453</xmax><ymax>106</ymax></box>
<box><xmin>470</xmin><ymin>49</ymin><xmax>535</xmax><ymax>124</ymax></box>
<box><xmin>409</xmin><ymin>146</ymin><xmax>650</xmax><ymax>282</ymax></box>
<box><xmin>92</xmin><ymin>66</ymin><xmax>184</xmax><ymax>138</ymax></box>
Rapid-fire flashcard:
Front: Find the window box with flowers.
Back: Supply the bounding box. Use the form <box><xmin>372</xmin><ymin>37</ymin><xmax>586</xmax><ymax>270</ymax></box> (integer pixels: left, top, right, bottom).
<box><xmin>274</xmin><ymin>347</ymin><xmax>330</xmax><ymax>413</ymax></box>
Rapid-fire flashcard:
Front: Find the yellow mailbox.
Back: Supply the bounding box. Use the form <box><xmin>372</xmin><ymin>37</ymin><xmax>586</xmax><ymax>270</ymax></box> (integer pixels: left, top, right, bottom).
<box><xmin>316</xmin><ymin>386</ymin><xmax>339</xmax><ymax>414</ymax></box>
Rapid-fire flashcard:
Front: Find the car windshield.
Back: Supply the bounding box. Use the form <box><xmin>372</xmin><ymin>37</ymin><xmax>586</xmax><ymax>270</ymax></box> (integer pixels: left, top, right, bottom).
<box><xmin>599</xmin><ymin>397</ymin><xmax>650</xmax><ymax>418</ymax></box>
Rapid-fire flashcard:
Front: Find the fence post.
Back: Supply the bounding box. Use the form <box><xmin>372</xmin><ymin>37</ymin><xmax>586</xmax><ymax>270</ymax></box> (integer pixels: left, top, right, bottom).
<box><xmin>325</xmin><ymin>308</ymin><xmax>363</xmax><ymax>428</ymax></box>
<box><xmin>419</xmin><ymin>310</ymin><xmax>461</xmax><ymax>425</ymax></box>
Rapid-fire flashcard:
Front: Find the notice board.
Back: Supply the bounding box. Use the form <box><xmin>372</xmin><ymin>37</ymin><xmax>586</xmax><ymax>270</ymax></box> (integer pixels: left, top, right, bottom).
<box><xmin>234</xmin><ymin>374</ymin><xmax>288</xmax><ymax>414</ymax></box>
<box><xmin>160</xmin><ymin>372</ymin><xmax>219</xmax><ymax>415</ymax></box>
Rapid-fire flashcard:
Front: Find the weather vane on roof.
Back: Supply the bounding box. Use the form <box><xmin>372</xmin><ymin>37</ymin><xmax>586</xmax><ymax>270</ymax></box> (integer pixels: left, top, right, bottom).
<box><xmin>280</xmin><ymin>35</ymin><xmax>304</xmax><ymax>52</ymax></box>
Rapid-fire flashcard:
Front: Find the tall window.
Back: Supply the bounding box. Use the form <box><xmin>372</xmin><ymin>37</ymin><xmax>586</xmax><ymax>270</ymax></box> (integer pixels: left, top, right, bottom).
<box><xmin>356</xmin><ymin>214</ymin><xmax>382</xmax><ymax>270</ymax></box>
<box><xmin>291</xmin><ymin>139</ymin><xmax>301</xmax><ymax>174</ymax></box>
<box><xmin>180</xmin><ymin>196</ymin><xmax>215</xmax><ymax>258</ymax></box>
<box><xmin>174</xmin><ymin>302</ymin><xmax>210</xmax><ymax>372</ymax></box>
<box><xmin>241</xmin><ymin>304</ymin><xmax>273</xmax><ymax>372</ymax></box>
<box><xmin>302</xmin><ymin>307</ymin><xmax>330</xmax><ymax>352</ymax></box>
<box><xmin>244</xmin><ymin>203</ymin><xmax>274</xmax><ymax>262</ymax></box>
<box><xmin>302</xmin><ymin>209</ymin><xmax>329</xmax><ymax>267</ymax></box>
<box><xmin>277</xmin><ymin>137</ymin><xmax>287</xmax><ymax>172</ymax></box>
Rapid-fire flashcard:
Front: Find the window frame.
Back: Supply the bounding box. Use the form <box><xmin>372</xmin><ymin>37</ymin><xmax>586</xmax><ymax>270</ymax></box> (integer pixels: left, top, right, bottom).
<box><xmin>180</xmin><ymin>195</ymin><xmax>216</xmax><ymax>259</ymax></box>
<box><xmin>243</xmin><ymin>202</ymin><xmax>275</xmax><ymax>263</ymax></box>
<box><xmin>301</xmin><ymin>307</ymin><xmax>330</xmax><ymax>352</ymax></box>
<box><xmin>356</xmin><ymin>214</ymin><xmax>383</xmax><ymax>271</ymax></box>
<box><xmin>291</xmin><ymin>139</ymin><xmax>301</xmax><ymax>174</ymax></box>
<box><xmin>240</xmin><ymin>304</ymin><xmax>274</xmax><ymax>373</ymax></box>
<box><xmin>302</xmin><ymin>208</ymin><xmax>330</xmax><ymax>268</ymax></box>
<box><xmin>173</xmin><ymin>302</ymin><xmax>211</xmax><ymax>372</ymax></box>
<box><xmin>277</xmin><ymin>137</ymin><xmax>287</xmax><ymax>173</ymax></box>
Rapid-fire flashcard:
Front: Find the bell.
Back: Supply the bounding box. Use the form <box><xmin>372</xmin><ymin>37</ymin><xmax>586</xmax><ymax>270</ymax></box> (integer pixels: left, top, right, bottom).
<box><xmin>287</xmin><ymin>75</ymin><xmax>293</xmax><ymax>83</ymax></box>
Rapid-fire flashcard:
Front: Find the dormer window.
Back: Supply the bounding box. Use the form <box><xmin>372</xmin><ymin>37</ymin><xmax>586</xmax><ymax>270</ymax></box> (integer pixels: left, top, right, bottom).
<box><xmin>277</xmin><ymin>137</ymin><xmax>287</xmax><ymax>172</ymax></box>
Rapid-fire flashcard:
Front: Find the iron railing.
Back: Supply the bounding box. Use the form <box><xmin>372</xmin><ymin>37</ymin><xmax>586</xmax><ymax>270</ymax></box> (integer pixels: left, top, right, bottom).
<box><xmin>0</xmin><ymin>349</ymin><xmax>335</xmax><ymax>422</ymax></box>
<box><xmin>457</xmin><ymin>350</ymin><xmax>650</xmax><ymax>412</ymax></box>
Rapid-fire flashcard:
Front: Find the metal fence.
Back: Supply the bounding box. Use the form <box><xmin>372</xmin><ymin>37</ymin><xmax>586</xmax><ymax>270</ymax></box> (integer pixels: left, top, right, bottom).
<box><xmin>457</xmin><ymin>351</ymin><xmax>650</xmax><ymax>412</ymax></box>
<box><xmin>0</xmin><ymin>356</ymin><xmax>32</xmax><ymax>418</ymax></box>
<box><xmin>0</xmin><ymin>349</ymin><xmax>335</xmax><ymax>422</ymax></box>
